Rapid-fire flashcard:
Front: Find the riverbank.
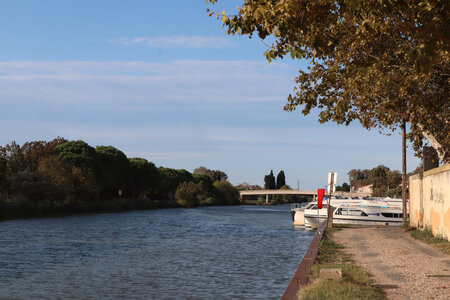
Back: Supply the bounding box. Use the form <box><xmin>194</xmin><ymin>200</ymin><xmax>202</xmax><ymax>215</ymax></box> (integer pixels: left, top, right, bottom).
<box><xmin>296</xmin><ymin>227</ymin><xmax>383</xmax><ymax>300</ymax></box>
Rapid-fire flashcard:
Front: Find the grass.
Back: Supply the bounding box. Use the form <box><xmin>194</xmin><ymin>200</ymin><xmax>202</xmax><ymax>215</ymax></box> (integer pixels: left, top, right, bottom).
<box><xmin>427</xmin><ymin>274</ymin><xmax>450</xmax><ymax>278</ymax></box>
<box><xmin>408</xmin><ymin>227</ymin><xmax>450</xmax><ymax>255</ymax></box>
<box><xmin>298</xmin><ymin>228</ymin><xmax>384</xmax><ymax>300</ymax></box>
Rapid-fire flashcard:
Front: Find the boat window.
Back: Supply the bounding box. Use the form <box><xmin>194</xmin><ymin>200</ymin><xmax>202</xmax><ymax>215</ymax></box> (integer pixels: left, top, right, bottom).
<box><xmin>308</xmin><ymin>204</ymin><xmax>327</xmax><ymax>209</ymax></box>
<box><xmin>335</xmin><ymin>208</ymin><xmax>367</xmax><ymax>216</ymax></box>
<box><xmin>348</xmin><ymin>209</ymin><xmax>368</xmax><ymax>216</ymax></box>
<box><xmin>381</xmin><ymin>213</ymin><xmax>403</xmax><ymax>218</ymax></box>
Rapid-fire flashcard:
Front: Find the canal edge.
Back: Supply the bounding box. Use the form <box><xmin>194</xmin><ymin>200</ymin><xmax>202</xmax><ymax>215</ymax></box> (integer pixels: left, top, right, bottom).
<box><xmin>281</xmin><ymin>221</ymin><xmax>327</xmax><ymax>300</ymax></box>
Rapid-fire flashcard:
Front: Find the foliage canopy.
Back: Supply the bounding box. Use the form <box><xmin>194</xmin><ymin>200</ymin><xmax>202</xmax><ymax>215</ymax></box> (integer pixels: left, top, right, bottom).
<box><xmin>208</xmin><ymin>0</ymin><xmax>449</xmax><ymax>162</ymax></box>
<box><xmin>0</xmin><ymin>139</ymin><xmax>240</xmax><ymax>217</ymax></box>
<box><xmin>348</xmin><ymin>165</ymin><xmax>402</xmax><ymax>196</ymax></box>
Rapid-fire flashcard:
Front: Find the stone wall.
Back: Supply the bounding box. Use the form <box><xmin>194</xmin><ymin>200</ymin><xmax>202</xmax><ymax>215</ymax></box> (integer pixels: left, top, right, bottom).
<box><xmin>409</xmin><ymin>164</ymin><xmax>450</xmax><ymax>241</ymax></box>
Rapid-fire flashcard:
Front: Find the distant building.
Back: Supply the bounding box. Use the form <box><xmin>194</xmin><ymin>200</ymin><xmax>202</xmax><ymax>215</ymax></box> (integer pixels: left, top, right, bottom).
<box><xmin>351</xmin><ymin>184</ymin><xmax>374</xmax><ymax>194</ymax></box>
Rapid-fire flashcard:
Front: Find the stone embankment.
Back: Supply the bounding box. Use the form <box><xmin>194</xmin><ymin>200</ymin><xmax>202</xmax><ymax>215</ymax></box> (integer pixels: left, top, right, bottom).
<box><xmin>334</xmin><ymin>226</ymin><xmax>450</xmax><ymax>300</ymax></box>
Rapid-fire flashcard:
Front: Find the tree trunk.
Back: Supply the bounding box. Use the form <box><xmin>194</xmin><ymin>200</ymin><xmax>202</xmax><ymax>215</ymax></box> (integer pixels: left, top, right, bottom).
<box><xmin>417</xmin><ymin>124</ymin><xmax>449</xmax><ymax>164</ymax></box>
<box><xmin>402</xmin><ymin>120</ymin><xmax>407</xmax><ymax>226</ymax></box>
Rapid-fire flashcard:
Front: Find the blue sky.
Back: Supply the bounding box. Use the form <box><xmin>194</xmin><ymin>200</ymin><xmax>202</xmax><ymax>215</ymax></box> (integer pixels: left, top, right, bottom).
<box><xmin>0</xmin><ymin>0</ymin><xmax>420</xmax><ymax>189</ymax></box>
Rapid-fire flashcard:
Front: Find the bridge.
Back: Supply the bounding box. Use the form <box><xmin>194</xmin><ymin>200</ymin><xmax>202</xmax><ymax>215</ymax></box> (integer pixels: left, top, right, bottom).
<box><xmin>239</xmin><ymin>189</ymin><xmax>370</xmax><ymax>203</ymax></box>
<box><xmin>239</xmin><ymin>189</ymin><xmax>317</xmax><ymax>204</ymax></box>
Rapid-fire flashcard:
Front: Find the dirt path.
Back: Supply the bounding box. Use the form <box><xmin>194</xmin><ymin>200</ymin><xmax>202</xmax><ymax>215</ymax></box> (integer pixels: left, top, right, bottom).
<box><xmin>334</xmin><ymin>226</ymin><xmax>450</xmax><ymax>300</ymax></box>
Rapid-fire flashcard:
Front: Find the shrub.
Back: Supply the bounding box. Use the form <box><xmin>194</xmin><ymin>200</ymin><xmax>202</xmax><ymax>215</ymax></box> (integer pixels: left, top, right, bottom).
<box><xmin>175</xmin><ymin>181</ymin><xmax>199</xmax><ymax>208</ymax></box>
<box><xmin>213</xmin><ymin>180</ymin><xmax>240</xmax><ymax>205</ymax></box>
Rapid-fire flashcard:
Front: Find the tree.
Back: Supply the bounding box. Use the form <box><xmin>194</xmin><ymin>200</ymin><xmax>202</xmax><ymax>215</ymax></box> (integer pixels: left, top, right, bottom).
<box><xmin>158</xmin><ymin>167</ymin><xmax>195</xmax><ymax>200</ymax></box>
<box><xmin>96</xmin><ymin>146</ymin><xmax>132</xmax><ymax>199</ymax></box>
<box><xmin>175</xmin><ymin>181</ymin><xmax>199</xmax><ymax>208</ymax></box>
<box><xmin>193</xmin><ymin>173</ymin><xmax>213</xmax><ymax>187</ymax></box>
<box><xmin>341</xmin><ymin>182</ymin><xmax>350</xmax><ymax>192</ymax></box>
<box><xmin>208</xmin><ymin>0</ymin><xmax>449</xmax><ymax>163</ymax></box>
<box><xmin>129</xmin><ymin>158</ymin><xmax>159</xmax><ymax>198</ymax></box>
<box><xmin>37</xmin><ymin>155</ymin><xmax>74</xmax><ymax>204</ymax></box>
<box><xmin>176</xmin><ymin>169</ymin><xmax>195</xmax><ymax>183</ymax></box>
<box><xmin>276</xmin><ymin>170</ymin><xmax>286</xmax><ymax>189</ymax></box>
<box><xmin>264</xmin><ymin>170</ymin><xmax>276</xmax><ymax>189</ymax></box>
<box><xmin>21</xmin><ymin>138</ymin><xmax>67</xmax><ymax>172</ymax></box>
<box><xmin>0</xmin><ymin>141</ymin><xmax>26</xmax><ymax>176</ymax></box>
<box><xmin>9</xmin><ymin>170</ymin><xmax>47</xmax><ymax>203</ymax></box>
<box><xmin>193</xmin><ymin>173</ymin><xmax>215</xmax><ymax>204</ymax></box>
<box><xmin>55</xmin><ymin>140</ymin><xmax>97</xmax><ymax>171</ymax></box>
<box><xmin>347</xmin><ymin>166</ymin><xmax>403</xmax><ymax>197</ymax></box>
<box><xmin>213</xmin><ymin>180</ymin><xmax>240</xmax><ymax>205</ymax></box>
<box><xmin>236</xmin><ymin>182</ymin><xmax>262</xmax><ymax>190</ymax></box>
<box><xmin>193</xmin><ymin>166</ymin><xmax>228</xmax><ymax>182</ymax></box>
<box><xmin>55</xmin><ymin>140</ymin><xmax>100</xmax><ymax>200</ymax></box>
<box><xmin>0</xmin><ymin>156</ymin><xmax>8</xmax><ymax>195</ymax></box>
<box><xmin>387</xmin><ymin>170</ymin><xmax>402</xmax><ymax>189</ymax></box>
<box><xmin>348</xmin><ymin>169</ymin><xmax>370</xmax><ymax>186</ymax></box>
<box><xmin>335</xmin><ymin>182</ymin><xmax>350</xmax><ymax>192</ymax></box>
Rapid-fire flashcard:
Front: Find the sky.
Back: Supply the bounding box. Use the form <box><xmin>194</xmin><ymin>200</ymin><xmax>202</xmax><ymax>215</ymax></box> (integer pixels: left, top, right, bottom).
<box><xmin>0</xmin><ymin>0</ymin><xmax>420</xmax><ymax>189</ymax></box>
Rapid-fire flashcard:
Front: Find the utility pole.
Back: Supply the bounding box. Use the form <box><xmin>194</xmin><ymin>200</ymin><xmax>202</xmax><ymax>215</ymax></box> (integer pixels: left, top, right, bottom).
<box><xmin>327</xmin><ymin>172</ymin><xmax>336</xmax><ymax>228</ymax></box>
<box><xmin>401</xmin><ymin>120</ymin><xmax>407</xmax><ymax>226</ymax></box>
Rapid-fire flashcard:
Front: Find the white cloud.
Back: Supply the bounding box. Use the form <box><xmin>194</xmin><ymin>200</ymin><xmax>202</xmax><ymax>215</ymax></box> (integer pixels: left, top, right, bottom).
<box><xmin>0</xmin><ymin>60</ymin><xmax>293</xmax><ymax>75</ymax></box>
<box><xmin>0</xmin><ymin>60</ymin><xmax>297</xmax><ymax>106</ymax></box>
<box><xmin>109</xmin><ymin>35</ymin><xmax>234</xmax><ymax>48</ymax></box>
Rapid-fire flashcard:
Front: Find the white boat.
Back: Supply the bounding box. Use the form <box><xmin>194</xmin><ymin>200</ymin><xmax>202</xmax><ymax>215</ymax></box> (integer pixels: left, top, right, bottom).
<box><xmin>291</xmin><ymin>203</ymin><xmax>307</xmax><ymax>226</ymax></box>
<box><xmin>292</xmin><ymin>197</ymin><xmax>407</xmax><ymax>228</ymax></box>
<box><xmin>292</xmin><ymin>197</ymin><xmax>364</xmax><ymax>227</ymax></box>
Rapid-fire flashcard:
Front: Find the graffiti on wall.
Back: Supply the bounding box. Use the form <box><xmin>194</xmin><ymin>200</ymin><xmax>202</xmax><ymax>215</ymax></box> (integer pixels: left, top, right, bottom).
<box><xmin>430</xmin><ymin>188</ymin><xmax>445</xmax><ymax>205</ymax></box>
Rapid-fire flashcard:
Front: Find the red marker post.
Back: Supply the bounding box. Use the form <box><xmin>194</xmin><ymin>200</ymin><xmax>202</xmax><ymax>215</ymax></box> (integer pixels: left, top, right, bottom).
<box><xmin>317</xmin><ymin>188</ymin><xmax>325</xmax><ymax>209</ymax></box>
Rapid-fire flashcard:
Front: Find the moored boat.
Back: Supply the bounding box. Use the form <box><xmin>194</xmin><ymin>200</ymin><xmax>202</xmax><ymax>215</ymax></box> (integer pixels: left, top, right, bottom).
<box><xmin>291</xmin><ymin>203</ymin><xmax>306</xmax><ymax>226</ymax></box>
<box><xmin>292</xmin><ymin>197</ymin><xmax>407</xmax><ymax>228</ymax></box>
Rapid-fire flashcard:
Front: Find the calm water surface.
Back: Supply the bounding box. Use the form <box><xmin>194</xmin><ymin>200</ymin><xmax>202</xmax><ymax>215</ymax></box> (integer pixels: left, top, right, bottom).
<box><xmin>0</xmin><ymin>205</ymin><xmax>314</xmax><ymax>299</ymax></box>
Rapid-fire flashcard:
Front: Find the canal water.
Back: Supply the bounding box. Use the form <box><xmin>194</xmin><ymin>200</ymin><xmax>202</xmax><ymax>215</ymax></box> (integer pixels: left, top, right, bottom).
<box><xmin>0</xmin><ymin>205</ymin><xmax>315</xmax><ymax>299</ymax></box>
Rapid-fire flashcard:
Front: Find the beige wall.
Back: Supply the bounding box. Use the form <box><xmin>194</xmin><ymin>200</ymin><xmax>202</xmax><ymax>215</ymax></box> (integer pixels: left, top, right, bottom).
<box><xmin>358</xmin><ymin>185</ymin><xmax>373</xmax><ymax>194</ymax></box>
<box><xmin>409</xmin><ymin>173</ymin><xmax>423</xmax><ymax>227</ymax></box>
<box><xmin>409</xmin><ymin>164</ymin><xmax>450</xmax><ymax>241</ymax></box>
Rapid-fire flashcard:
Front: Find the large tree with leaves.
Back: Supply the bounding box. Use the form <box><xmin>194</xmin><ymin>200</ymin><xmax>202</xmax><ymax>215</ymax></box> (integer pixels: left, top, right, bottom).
<box><xmin>207</xmin><ymin>0</ymin><xmax>449</xmax><ymax>163</ymax></box>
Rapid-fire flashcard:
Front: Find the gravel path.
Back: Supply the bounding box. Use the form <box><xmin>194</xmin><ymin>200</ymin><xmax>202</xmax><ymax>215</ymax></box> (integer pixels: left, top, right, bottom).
<box><xmin>334</xmin><ymin>226</ymin><xmax>450</xmax><ymax>300</ymax></box>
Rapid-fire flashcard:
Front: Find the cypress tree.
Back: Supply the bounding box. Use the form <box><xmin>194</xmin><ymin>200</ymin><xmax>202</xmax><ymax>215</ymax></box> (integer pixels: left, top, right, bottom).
<box><xmin>264</xmin><ymin>170</ymin><xmax>276</xmax><ymax>189</ymax></box>
<box><xmin>276</xmin><ymin>170</ymin><xmax>286</xmax><ymax>189</ymax></box>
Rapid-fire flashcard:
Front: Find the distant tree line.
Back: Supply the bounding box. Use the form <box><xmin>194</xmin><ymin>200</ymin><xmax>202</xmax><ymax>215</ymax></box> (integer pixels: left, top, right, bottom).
<box><xmin>335</xmin><ymin>182</ymin><xmax>350</xmax><ymax>192</ymax></box>
<box><xmin>347</xmin><ymin>165</ymin><xmax>403</xmax><ymax>197</ymax></box>
<box><xmin>0</xmin><ymin>138</ymin><xmax>239</xmax><ymax>219</ymax></box>
<box><xmin>235</xmin><ymin>182</ymin><xmax>262</xmax><ymax>191</ymax></box>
